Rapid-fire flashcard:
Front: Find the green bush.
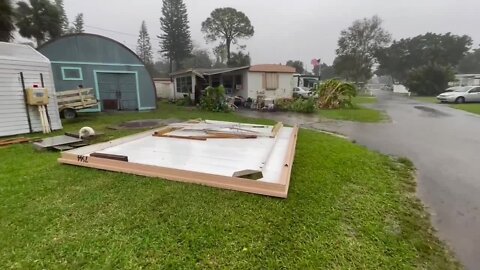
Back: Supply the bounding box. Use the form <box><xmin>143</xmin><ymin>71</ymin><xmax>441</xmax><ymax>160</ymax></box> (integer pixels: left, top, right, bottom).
<box><xmin>175</xmin><ymin>95</ymin><xmax>192</xmax><ymax>106</ymax></box>
<box><xmin>290</xmin><ymin>98</ymin><xmax>315</xmax><ymax>113</ymax></box>
<box><xmin>405</xmin><ymin>64</ymin><xmax>454</xmax><ymax>96</ymax></box>
<box><xmin>275</xmin><ymin>98</ymin><xmax>295</xmax><ymax>111</ymax></box>
<box><xmin>275</xmin><ymin>97</ymin><xmax>315</xmax><ymax>113</ymax></box>
<box><xmin>200</xmin><ymin>86</ymin><xmax>231</xmax><ymax>112</ymax></box>
<box><xmin>315</xmin><ymin>79</ymin><xmax>357</xmax><ymax>109</ymax></box>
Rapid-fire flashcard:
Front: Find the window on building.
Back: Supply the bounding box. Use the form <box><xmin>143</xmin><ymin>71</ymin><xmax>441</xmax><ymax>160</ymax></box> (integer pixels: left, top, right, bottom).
<box><xmin>264</xmin><ymin>73</ymin><xmax>279</xmax><ymax>90</ymax></box>
<box><xmin>176</xmin><ymin>76</ymin><xmax>192</xmax><ymax>93</ymax></box>
<box><xmin>235</xmin><ymin>74</ymin><xmax>243</xmax><ymax>90</ymax></box>
<box><xmin>61</xmin><ymin>67</ymin><xmax>83</xmax><ymax>80</ymax></box>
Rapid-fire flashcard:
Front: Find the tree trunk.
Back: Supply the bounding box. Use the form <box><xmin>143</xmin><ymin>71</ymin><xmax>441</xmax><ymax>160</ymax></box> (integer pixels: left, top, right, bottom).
<box><xmin>226</xmin><ymin>38</ymin><xmax>231</xmax><ymax>66</ymax></box>
<box><xmin>36</xmin><ymin>38</ymin><xmax>43</xmax><ymax>48</ymax></box>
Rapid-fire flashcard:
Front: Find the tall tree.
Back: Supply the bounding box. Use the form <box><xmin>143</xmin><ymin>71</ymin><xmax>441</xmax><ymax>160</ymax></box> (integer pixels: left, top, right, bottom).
<box><xmin>201</xmin><ymin>8</ymin><xmax>254</xmax><ymax>63</ymax></box>
<box><xmin>376</xmin><ymin>33</ymin><xmax>472</xmax><ymax>83</ymax></box>
<box><xmin>0</xmin><ymin>0</ymin><xmax>15</xmax><ymax>42</ymax></box>
<box><xmin>405</xmin><ymin>64</ymin><xmax>455</xmax><ymax>96</ymax></box>
<box><xmin>159</xmin><ymin>0</ymin><xmax>192</xmax><ymax>72</ymax></box>
<box><xmin>335</xmin><ymin>15</ymin><xmax>391</xmax><ymax>82</ymax></box>
<box><xmin>136</xmin><ymin>21</ymin><xmax>153</xmax><ymax>65</ymax></box>
<box><xmin>71</xmin><ymin>13</ymin><xmax>84</xmax><ymax>33</ymax></box>
<box><xmin>457</xmin><ymin>48</ymin><xmax>480</xmax><ymax>74</ymax></box>
<box><xmin>228</xmin><ymin>51</ymin><xmax>250</xmax><ymax>67</ymax></box>
<box><xmin>320</xmin><ymin>63</ymin><xmax>337</xmax><ymax>80</ymax></box>
<box><xmin>54</xmin><ymin>0</ymin><xmax>69</xmax><ymax>34</ymax></box>
<box><xmin>182</xmin><ymin>48</ymin><xmax>213</xmax><ymax>69</ymax></box>
<box><xmin>286</xmin><ymin>60</ymin><xmax>304</xmax><ymax>74</ymax></box>
<box><xmin>15</xmin><ymin>0</ymin><xmax>62</xmax><ymax>46</ymax></box>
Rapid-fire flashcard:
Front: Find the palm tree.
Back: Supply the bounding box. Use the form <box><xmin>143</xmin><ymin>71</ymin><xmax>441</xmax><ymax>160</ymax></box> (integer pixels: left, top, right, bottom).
<box><xmin>0</xmin><ymin>0</ymin><xmax>15</xmax><ymax>42</ymax></box>
<box><xmin>316</xmin><ymin>79</ymin><xmax>357</xmax><ymax>109</ymax></box>
<box><xmin>15</xmin><ymin>0</ymin><xmax>62</xmax><ymax>46</ymax></box>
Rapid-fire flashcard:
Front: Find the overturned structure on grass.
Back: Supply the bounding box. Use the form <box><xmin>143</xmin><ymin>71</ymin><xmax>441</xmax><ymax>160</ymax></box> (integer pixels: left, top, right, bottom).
<box><xmin>58</xmin><ymin>120</ymin><xmax>298</xmax><ymax>198</ymax></box>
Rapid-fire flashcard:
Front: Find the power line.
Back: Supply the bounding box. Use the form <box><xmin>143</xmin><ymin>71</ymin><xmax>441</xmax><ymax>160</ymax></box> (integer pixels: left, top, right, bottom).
<box><xmin>85</xmin><ymin>25</ymin><xmax>137</xmax><ymax>37</ymax></box>
<box><xmin>85</xmin><ymin>24</ymin><xmax>162</xmax><ymax>41</ymax></box>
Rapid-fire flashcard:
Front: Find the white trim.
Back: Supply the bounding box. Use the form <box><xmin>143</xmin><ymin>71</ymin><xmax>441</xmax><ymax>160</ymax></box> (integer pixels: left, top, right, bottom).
<box><xmin>139</xmin><ymin>106</ymin><xmax>156</xmax><ymax>111</ymax></box>
<box><xmin>94</xmin><ymin>70</ymin><xmax>141</xmax><ymax>111</ymax></box>
<box><xmin>51</xmin><ymin>61</ymin><xmax>144</xmax><ymax>67</ymax></box>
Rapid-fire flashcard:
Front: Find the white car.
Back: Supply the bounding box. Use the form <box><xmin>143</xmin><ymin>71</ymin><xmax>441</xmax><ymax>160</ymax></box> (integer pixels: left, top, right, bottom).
<box><xmin>437</xmin><ymin>86</ymin><xmax>480</xmax><ymax>103</ymax></box>
<box><xmin>293</xmin><ymin>87</ymin><xmax>313</xmax><ymax>98</ymax></box>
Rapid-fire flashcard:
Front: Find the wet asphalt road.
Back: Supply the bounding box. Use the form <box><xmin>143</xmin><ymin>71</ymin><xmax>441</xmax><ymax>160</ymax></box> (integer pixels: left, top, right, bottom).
<box><xmin>238</xmin><ymin>91</ymin><xmax>480</xmax><ymax>269</ymax></box>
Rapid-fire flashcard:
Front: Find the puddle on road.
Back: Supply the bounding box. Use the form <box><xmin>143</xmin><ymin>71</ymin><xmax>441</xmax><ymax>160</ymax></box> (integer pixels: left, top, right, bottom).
<box><xmin>414</xmin><ymin>106</ymin><xmax>450</xmax><ymax>117</ymax></box>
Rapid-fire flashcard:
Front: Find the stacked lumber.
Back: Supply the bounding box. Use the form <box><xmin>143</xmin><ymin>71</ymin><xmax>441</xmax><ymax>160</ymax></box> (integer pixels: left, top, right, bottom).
<box><xmin>57</xmin><ymin>88</ymin><xmax>98</xmax><ymax>110</ymax></box>
<box><xmin>0</xmin><ymin>137</ymin><xmax>31</xmax><ymax>147</ymax></box>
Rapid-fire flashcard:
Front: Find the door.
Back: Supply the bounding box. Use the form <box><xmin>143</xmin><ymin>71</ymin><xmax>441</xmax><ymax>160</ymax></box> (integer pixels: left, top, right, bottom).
<box><xmin>97</xmin><ymin>72</ymin><xmax>138</xmax><ymax>111</ymax></box>
<box><xmin>468</xmin><ymin>87</ymin><xmax>480</xmax><ymax>102</ymax></box>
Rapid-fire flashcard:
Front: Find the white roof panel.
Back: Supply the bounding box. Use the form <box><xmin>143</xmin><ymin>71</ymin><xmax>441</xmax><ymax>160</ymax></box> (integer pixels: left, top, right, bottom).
<box><xmin>0</xmin><ymin>42</ymin><xmax>50</xmax><ymax>63</ymax></box>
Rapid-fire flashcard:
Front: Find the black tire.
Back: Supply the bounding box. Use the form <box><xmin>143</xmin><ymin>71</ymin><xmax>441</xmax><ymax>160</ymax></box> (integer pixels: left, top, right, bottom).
<box><xmin>62</xmin><ymin>108</ymin><xmax>77</xmax><ymax>119</ymax></box>
<box><xmin>455</xmin><ymin>97</ymin><xmax>465</xmax><ymax>104</ymax></box>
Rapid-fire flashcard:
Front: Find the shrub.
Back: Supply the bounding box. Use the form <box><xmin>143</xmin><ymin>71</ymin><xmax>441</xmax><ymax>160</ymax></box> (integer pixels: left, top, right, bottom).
<box><xmin>315</xmin><ymin>79</ymin><xmax>357</xmax><ymax>109</ymax></box>
<box><xmin>290</xmin><ymin>98</ymin><xmax>315</xmax><ymax>113</ymax></box>
<box><xmin>200</xmin><ymin>86</ymin><xmax>231</xmax><ymax>112</ymax></box>
<box><xmin>175</xmin><ymin>95</ymin><xmax>193</xmax><ymax>106</ymax></box>
<box><xmin>405</xmin><ymin>64</ymin><xmax>454</xmax><ymax>96</ymax></box>
<box><xmin>275</xmin><ymin>98</ymin><xmax>315</xmax><ymax>113</ymax></box>
<box><xmin>275</xmin><ymin>98</ymin><xmax>295</xmax><ymax>111</ymax></box>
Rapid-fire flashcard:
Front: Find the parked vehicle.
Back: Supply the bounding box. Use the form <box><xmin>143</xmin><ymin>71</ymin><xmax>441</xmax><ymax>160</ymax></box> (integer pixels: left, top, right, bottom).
<box><xmin>293</xmin><ymin>86</ymin><xmax>313</xmax><ymax>98</ymax></box>
<box><xmin>292</xmin><ymin>74</ymin><xmax>320</xmax><ymax>89</ymax></box>
<box><xmin>437</xmin><ymin>86</ymin><xmax>480</xmax><ymax>103</ymax></box>
<box><xmin>57</xmin><ymin>88</ymin><xmax>99</xmax><ymax>119</ymax></box>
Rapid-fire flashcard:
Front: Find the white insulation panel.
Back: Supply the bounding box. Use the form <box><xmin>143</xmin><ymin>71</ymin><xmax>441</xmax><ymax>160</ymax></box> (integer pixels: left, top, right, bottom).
<box><xmin>92</xmin><ymin>126</ymin><xmax>295</xmax><ymax>184</ymax></box>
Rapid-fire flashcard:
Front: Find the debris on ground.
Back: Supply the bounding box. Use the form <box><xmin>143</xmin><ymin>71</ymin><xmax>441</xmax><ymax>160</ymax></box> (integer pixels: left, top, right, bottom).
<box><xmin>0</xmin><ymin>137</ymin><xmax>39</xmax><ymax>147</ymax></box>
<box><xmin>107</xmin><ymin>119</ymin><xmax>181</xmax><ymax>130</ymax></box>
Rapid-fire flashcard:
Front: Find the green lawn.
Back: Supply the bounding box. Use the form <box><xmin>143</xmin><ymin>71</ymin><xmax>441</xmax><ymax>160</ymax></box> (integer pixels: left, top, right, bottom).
<box><xmin>413</xmin><ymin>96</ymin><xmax>439</xmax><ymax>104</ymax></box>
<box><xmin>451</xmin><ymin>103</ymin><xmax>480</xmax><ymax>115</ymax></box>
<box><xmin>0</xmin><ymin>103</ymin><xmax>457</xmax><ymax>269</ymax></box>
<box><xmin>318</xmin><ymin>96</ymin><xmax>386</xmax><ymax>123</ymax></box>
<box><xmin>413</xmin><ymin>96</ymin><xmax>480</xmax><ymax>115</ymax></box>
<box><xmin>353</xmin><ymin>95</ymin><xmax>378</xmax><ymax>104</ymax></box>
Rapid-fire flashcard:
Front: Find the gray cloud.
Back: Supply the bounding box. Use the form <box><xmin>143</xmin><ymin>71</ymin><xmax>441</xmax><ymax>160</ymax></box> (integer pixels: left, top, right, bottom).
<box><xmin>64</xmin><ymin>0</ymin><xmax>479</xmax><ymax>71</ymax></box>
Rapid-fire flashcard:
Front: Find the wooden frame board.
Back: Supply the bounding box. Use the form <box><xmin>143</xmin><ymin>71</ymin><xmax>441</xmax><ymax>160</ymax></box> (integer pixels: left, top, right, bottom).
<box><xmin>58</xmin><ymin>123</ymin><xmax>299</xmax><ymax>198</ymax></box>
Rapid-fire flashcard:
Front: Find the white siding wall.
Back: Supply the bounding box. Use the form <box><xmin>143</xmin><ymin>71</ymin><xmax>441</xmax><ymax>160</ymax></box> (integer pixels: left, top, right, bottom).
<box><xmin>247</xmin><ymin>72</ymin><xmax>294</xmax><ymax>99</ymax></box>
<box><xmin>154</xmin><ymin>80</ymin><xmax>174</xmax><ymax>99</ymax></box>
<box><xmin>0</xmin><ymin>59</ymin><xmax>62</xmax><ymax>137</ymax></box>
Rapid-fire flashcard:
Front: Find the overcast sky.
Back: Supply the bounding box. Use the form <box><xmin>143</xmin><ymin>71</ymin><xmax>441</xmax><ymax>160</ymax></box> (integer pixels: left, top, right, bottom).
<box><xmin>62</xmin><ymin>0</ymin><xmax>480</xmax><ymax>71</ymax></box>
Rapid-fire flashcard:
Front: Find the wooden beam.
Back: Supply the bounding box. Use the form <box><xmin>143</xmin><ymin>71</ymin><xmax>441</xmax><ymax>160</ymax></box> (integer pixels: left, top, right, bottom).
<box><xmin>271</xmin><ymin>122</ymin><xmax>283</xmax><ymax>138</ymax></box>
<box><xmin>59</xmin><ymin>153</ymin><xmax>288</xmax><ymax>198</ymax></box>
<box><xmin>0</xmin><ymin>137</ymin><xmax>30</xmax><ymax>147</ymax></box>
<box><xmin>153</xmin><ymin>134</ymin><xmax>207</xmax><ymax>141</ymax></box>
<box><xmin>91</xmin><ymin>152</ymin><xmax>129</xmax><ymax>162</ymax></box>
<box><xmin>278</xmin><ymin>126</ymin><xmax>299</xmax><ymax>196</ymax></box>
<box><xmin>152</xmin><ymin>126</ymin><xmax>179</xmax><ymax>137</ymax></box>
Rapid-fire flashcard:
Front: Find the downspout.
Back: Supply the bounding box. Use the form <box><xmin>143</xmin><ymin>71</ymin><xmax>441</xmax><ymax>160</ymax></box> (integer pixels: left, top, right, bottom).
<box><xmin>20</xmin><ymin>72</ymin><xmax>33</xmax><ymax>133</ymax></box>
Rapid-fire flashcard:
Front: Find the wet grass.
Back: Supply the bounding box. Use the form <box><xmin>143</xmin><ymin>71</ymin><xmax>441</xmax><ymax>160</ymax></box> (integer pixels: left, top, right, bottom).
<box><xmin>451</xmin><ymin>104</ymin><xmax>480</xmax><ymax>115</ymax></box>
<box><xmin>413</xmin><ymin>96</ymin><xmax>439</xmax><ymax>104</ymax></box>
<box><xmin>353</xmin><ymin>95</ymin><xmax>378</xmax><ymax>104</ymax></box>
<box><xmin>412</xmin><ymin>96</ymin><xmax>480</xmax><ymax>115</ymax></box>
<box><xmin>0</xmin><ymin>103</ymin><xmax>458</xmax><ymax>269</ymax></box>
<box><xmin>318</xmin><ymin>96</ymin><xmax>386</xmax><ymax>123</ymax></box>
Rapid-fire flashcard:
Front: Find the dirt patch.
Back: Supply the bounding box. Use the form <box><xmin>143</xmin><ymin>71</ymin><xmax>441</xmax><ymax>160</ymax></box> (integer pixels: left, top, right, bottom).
<box><xmin>109</xmin><ymin>119</ymin><xmax>181</xmax><ymax>130</ymax></box>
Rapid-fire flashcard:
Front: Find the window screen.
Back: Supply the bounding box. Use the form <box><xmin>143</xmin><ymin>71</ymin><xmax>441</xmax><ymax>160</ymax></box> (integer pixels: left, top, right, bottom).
<box><xmin>62</xmin><ymin>67</ymin><xmax>83</xmax><ymax>80</ymax></box>
<box><xmin>176</xmin><ymin>76</ymin><xmax>192</xmax><ymax>93</ymax></box>
<box><xmin>264</xmin><ymin>73</ymin><xmax>279</xmax><ymax>90</ymax></box>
